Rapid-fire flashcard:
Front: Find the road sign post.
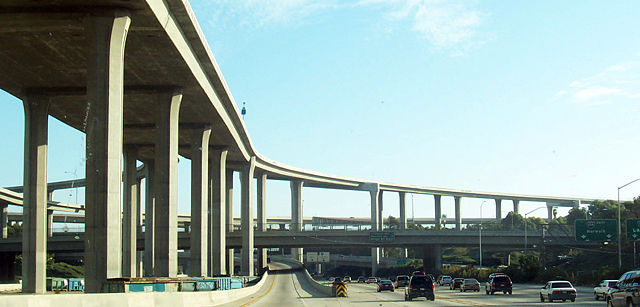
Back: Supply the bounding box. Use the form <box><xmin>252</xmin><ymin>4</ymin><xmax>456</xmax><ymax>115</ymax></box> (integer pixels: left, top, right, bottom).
<box><xmin>318</xmin><ymin>252</ymin><xmax>330</xmax><ymax>263</ymax></box>
<box><xmin>307</xmin><ymin>252</ymin><xmax>318</xmax><ymax>263</ymax></box>
<box><xmin>575</xmin><ymin>219</ymin><xmax>617</xmax><ymax>242</ymax></box>
<box><xmin>626</xmin><ymin>218</ymin><xmax>640</xmax><ymax>241</ymax></box>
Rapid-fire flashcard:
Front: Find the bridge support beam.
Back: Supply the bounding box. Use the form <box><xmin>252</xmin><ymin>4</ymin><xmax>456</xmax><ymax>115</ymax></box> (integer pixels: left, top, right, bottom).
<box><xmin>240</xmin><ymin>157</ymin><xmax>256</xmax><ymax>276</ymax></box>
<box><xmin>190</xmin><ymin>127</ymin><xmax>210</xmax><ymax>277</ymax></box>
<box><xmin>366</xmin><ymin>183</ymin><xmax>380</xmax><ymax>276</ymax></box>
<box><xmin>454</xmin><ymin>196</ymin><xmax>461</xmax><ymax>231</ymax></box>
<box><xmin>226</xmin><ymin>170</ymin><xmax>234</xmax><ymax>275</ymax></box>
<box><xmin>47</xmin><ymin>209</ymin><xmax>54</xmax><ymax>238</ymax></box>
<box><xmin>546</xmin><ymin>204</ymin><xmax>554</xmax><ymax>221</ymax></box>
<box><xmin>210</xmin><ymin>149</ymin><xmax>228</xmax><ymax>276</ymax></box>
<box><xmin>256</xmin><ymin>173</ymin><xmax>268</xmax><ymax>273</ymax></box>
<box><xmin>495</xmin><ymin>199</ymin><xmax>502</xmax><ymax>222</ymax></box>
<box><xmin>290</xmin><ymin>180</ymin><xmax>303</xmax><ymax>263</ymax></box>
<box><xmin>153</xmin><ymin>89</ymin><xmax>182</xmax><ymax>277</ymax></box>
<box><xmin>1</xmin><ymin>201</ymin><xmax>7</xmax><ymax>239</ymax></box>
<box><xmin>399</xmin><ymin>192</ymin><xmax>407</xmax><ymax>258</ymax></box>
<box><xmin>122</xmin><ymin>146</ymin><xmax>138</xmax><ymax>277</ymax></box>
<box><xmin>143</xmin><ymin>160</ymin><xmax>155</xmax><ymax>277</ymax></box>
<box><xmin>422</xmin><ymin>244</ymin><xmax>442</xmax><ymax>274</ymax></box>
<box><xmin>513</xmin><ymin>200</ymin><xmax>519</xmax><ymax>214</ymax></box>
<box><xmin>21</xmin><ymin>94</ymin><xmax>49</xmax><ymax>294</ymax></box>
<box><xmin>83</xmin><ymin>10</ymin><xmax>130</xmax><ymax>292</ymax></box>
<box><xmin>434</xmin><ymin>195</ymin><xmax>442</xmax><ymax>228</ymax></box>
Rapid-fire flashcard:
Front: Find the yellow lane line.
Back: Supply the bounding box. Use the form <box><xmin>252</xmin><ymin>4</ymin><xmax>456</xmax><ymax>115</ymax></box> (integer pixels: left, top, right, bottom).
<box><xmin>240</xmin><ymin>274</ymin><xmax>277</xmax><ymax>307</ymax></box>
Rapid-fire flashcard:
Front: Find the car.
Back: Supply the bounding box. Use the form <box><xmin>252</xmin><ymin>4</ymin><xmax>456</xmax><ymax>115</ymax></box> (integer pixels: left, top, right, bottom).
<box><xmin>606</xmin><ymin>270</ymin><xmax>640</xmax><ymax>307</ymax></box>
<box><xmin>427</xmin><ymin>274</ymin><xmax>435</xmax><ymax>282</ymax></box>
<box><xmin>343</xmin><ymin>276</ymin><xmax>351</xmax><ymax>283</ymax></box>
<box><xmin>412</xmin><ymin>271</ymin><xmax>426</xmax><ymax>276</ymax></box>
<box><xmin>593</xmin><ymin>279</ymin><xmax>617</xmax><ymax>300</ymax></box>
<box><xmin>377</xmin><ymin>279</ymin><xmax>395</xmax><ymax>292</ymax></box>
<box><xmin>461</xmin><ymin>278</ymin><xmax>480</xmax><ymax>292</ymax></box>
<box><xmin>357</xmin><ymin>276</ymin><xmax>366</xmax><ymax>283</ymax></box>
<box><xmin>396</xmin><ymin>275</ymin><xmax>410</xmax><ymax>288</ymax></box>
<box><xmin>328</xmin><ymin>277</ymin><xmax>335</xmax><ymax>282</ymax></box>
<box><xmin>486</xmin><ymin>274</ymin><xmax>512</xmax><ymax>295</ymax></box>
<box><xmin>366</xmin><ymin>277</ymin><xmax>378</xmax><ymax>284</ymax></box>
<box><xmin>540</xmin><ymin>280</ymin><xmax>576</xmax><ymax>303</ymax></box>
<box><xmin>405</xmin><ymin>274</ymin><xmax>435</xmax><ymax>301</ymax></box>
<box><xmin>488</xmin><ymin>272</ymin><xmax>506</xmax><ymax>279</ymax></box>
<box><xmin>450</xmin><ymin>278</ymin><xmax>464</xmax><ymax>290</ymax></box>
<box><xmin>439</xmin><ymin>275</ymin><xmax>452</xmax><ymax>286</ymax></box>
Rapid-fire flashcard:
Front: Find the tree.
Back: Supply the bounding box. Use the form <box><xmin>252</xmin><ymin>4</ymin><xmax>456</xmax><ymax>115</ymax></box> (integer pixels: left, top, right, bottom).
<box><xmin>565</xmin><ymin>207</ymin><xmax>588</xmax><ymax>225</ymax></box>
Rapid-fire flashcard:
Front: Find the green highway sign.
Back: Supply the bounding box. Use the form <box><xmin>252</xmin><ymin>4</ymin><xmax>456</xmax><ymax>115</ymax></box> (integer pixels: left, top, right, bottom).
<box><xmin>575</xmin><ymin>219</ymin><xmax>617</xmax><ymax>242</ymax></box>
<box><xmin>369</xmin><ymin>231</ymin><xmax>395</xmax><ymax>242</ymax></box>
<box><xmin>627</xmin><ymin>219</ymin><xmax>640</xmax><ymax>241</ymax></box>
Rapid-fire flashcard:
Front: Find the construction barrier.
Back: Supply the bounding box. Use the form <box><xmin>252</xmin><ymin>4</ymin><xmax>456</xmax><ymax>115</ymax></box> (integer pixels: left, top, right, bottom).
<box><xmin>332</xmin><ymin>282</ymin><xmax>347</xmax><ymax>297</ymax></box>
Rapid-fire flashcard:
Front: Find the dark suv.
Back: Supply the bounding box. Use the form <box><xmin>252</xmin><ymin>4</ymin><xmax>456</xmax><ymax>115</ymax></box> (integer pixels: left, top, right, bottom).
<box><xmin>396</xmin><ymin>275</ymin><xmax>410</xmax><ymax>288</ymax></box>
<box><xmin>486</xmin><ymin>274</ymin><xmax>512</xmax><ymax>295</ymax></box>
<box><xmin>607</xmin><ymin>270</ymin><xmax>640</xmax><ymax>307</ymax></box>
<box><xmin>405</xmin><ymin>274</ymin><xmax>435</xmax><ymax>301</ymax></box>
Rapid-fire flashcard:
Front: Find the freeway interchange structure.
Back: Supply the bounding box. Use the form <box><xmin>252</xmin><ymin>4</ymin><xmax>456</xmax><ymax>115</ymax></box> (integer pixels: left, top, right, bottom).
<box><xmin>0</xmin><ymin>0</ymin><xmax>596</xmax><ymax>301</ymax></box>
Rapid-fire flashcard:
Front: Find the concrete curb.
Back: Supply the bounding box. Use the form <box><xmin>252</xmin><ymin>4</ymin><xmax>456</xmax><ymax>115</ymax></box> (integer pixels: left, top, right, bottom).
<box><xmin>0</xmin><ymin>272</ymin><xmax>270</xmax><ymax>307</ymax></box>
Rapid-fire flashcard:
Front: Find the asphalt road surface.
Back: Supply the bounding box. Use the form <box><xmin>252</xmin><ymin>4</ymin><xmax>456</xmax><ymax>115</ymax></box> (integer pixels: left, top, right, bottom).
<box><xmin>227</xmin><ymin>265</ymin><xmax>605</xmax><ymax>306</ymax></box>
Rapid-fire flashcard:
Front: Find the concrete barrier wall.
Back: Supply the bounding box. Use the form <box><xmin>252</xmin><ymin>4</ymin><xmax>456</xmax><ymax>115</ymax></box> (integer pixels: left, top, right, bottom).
<box><xmin>0</xmin><ymin>271</ymin><xmax>269</xmax><ymax>307</ymax></box>
<box><xmin>300</xmin><ymin>268</ymin><xmax>332</xmax><ymax>296</ymax></box>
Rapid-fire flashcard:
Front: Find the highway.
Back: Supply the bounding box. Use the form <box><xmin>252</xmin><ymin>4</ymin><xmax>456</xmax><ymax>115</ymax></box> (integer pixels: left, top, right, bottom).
<box><xmin>228</xmin><ymin>263</ymin><xmax>605</xmax><ymax>306</ymax></box>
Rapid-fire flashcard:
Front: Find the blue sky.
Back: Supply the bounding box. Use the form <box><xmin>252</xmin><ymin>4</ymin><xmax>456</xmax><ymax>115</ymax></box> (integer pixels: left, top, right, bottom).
<box><xmin>1</xmin><ymin>0</ymin><xmax>640</xmax><ymax>222</ymax></box>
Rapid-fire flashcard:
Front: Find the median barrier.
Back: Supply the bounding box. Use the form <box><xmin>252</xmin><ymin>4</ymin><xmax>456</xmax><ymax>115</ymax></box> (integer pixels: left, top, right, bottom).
<box><xmin>0</xmin><ymin>270</ymin><xmax>270</xmax><ymax>307</ymax></box>
<box><xmin>301</xmin><ymin>268</ymin><xmax>333</xmax><ymax>296</ymax></box>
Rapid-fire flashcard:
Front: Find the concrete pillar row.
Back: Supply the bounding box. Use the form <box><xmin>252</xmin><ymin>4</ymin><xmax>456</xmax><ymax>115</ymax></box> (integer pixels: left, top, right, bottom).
<box><xmin>454</xmin><ymin>196</ymin><xmax>462</xmax><ymax>231</ymax></box>
<box><xmin>434</xmin><ymin>195</ymin><xmax>442</xmax><ymax>228</ymax></box>
<box><xmin>495</xmin><ymin>198</ymin><xmax>502</xmax><ymax>222</ymax></box>
<box><xmin>83</xmin><ymin>10</ymin><xmax>130</xmax><ymax>293</ymax></box>
<box><xmin>256</xmin><ymin>173</ymin><xmax>268</xmax><ymax>272</ymax></box>
<box><xmin>290</xmin><ymin>179</ymin><xmax>303</xmax><ymax>263</ymax></box>
<box><xmin>240</xmin><ymin>157</ymin><xmax>256</xmax><ymax>276</ymax></box>
<box><xmin>122</xmin><ymin>146</ymin><xmax>138</xmax><ymax>277</ymax></box>
<box><xmin>1</xmin><ymin>201</ymin><xmax>8</xmax><ymax>239</ymax></box>
<box><xmin>153</xmin><ymin>88</ymin><xmax>182</xmax><ymax>278</ymax></box>
<box><xmin>225</xmin><ymin>169</ymin><xmax>234</xmax><ymax>275</ymax></box>
<box><xmin>209</xmin><ymin>149</ymin><xmax>228</xmax><ymax>276</ymax></box>
<box><xmin>143</xmin><ymin>160</ymin><xmax>155</xmax><ymax>277</ymax></box>
<box><xmin>21</xmin><ymin>94</ymin><xmax>50</xmax><ymax>294</ymax></box>
<box><xmin>189</xmin><ymin>126</ymin><xmax>211</xmax><ymax>277</ymax></box>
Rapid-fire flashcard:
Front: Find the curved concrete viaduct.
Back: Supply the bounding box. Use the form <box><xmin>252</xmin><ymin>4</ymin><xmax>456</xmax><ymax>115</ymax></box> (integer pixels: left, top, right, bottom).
<box><xmin>0</xmin><ymin>0</ymin><xmax>595</xmax><ymax>294</ymax></box>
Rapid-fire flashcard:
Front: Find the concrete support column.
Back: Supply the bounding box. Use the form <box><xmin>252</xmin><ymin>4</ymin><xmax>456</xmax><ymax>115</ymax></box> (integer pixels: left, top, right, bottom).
<box><xmin>366</xmin><ymin>183</ymin><xmax>380</xmax><ymax>276</ymax></box>
<box><xmin>189</xmin><ymin>127</ymin><xmax>210</xmax><ymax>277</ymax></box>
<box><xmin>399</xmin><ymin>192</ymin><xmax>408</xmax><ymax>258</ymax></box>
<box><xmin>290</xmin><ymin>180</ymin><xmax>303</xmax><ymax>263</ymax></box>
<box><xmin>143</xmin><ymin>161</ymin><xmax>155</xmax><ymax>277</ymax></box>
<box><xmin>422</xmin><ymin>244</ymin><xmax>442</xmax><ymax>274</ymax></box>
<box><xmin>378</xmin><ymin>191</ymin><xmax>384</xmax><ymax>230</ymax></box>
<box><xmin>434</xmin><ymin>195</ymin><xmax>442</xmax><ymax>228</ymax></box>
<box><xmin>153</xmin><ymin>89</ymin><xmax>182</xmax><ymax>277</ymax></box>
<box><xmin>495</xmin><ymin>199</ymin><xmax>502</xmax><ymax>222</ymax></box>
<box><xmin>21</xmin><ymin>95</ymin><xmax>49</xmax><ymax>294</ymax></box>
<box><xmin>240</xmin><ymin>157</ymin><xmax>256</xmax><ymax>276</ymax></box>
<box><xmin>122</xmin><ymin>146</ymin><xmax>138</xmax><ymax>277</ymax></box>
<box><xmin>84</xmin><ymin>10</ymin><xmax>130</xmax><ymax>293</ymax></box>
<box><xmin>136</xmin><ymin>176</ymin><xmax>143</xmax><ymax>277</ymax></box>
<box><xmin>210</xmin><ymin>150</ymin><xmax>228</xmax><ymax>276</ymax></box>
<box><xmin>513</xmin><ymin>200</ymin><xmax>520</xmax><ymax>214</ymax></box>
<box><xmin>454</xmin><ymin>196</ymin><xmax>461</xmax><ymax>231</ymax></box>
<box><xmin>256</xmin><ymin>173</ymin><xmax>268</xmax><ymax>273</ymax></box>
<box><xmin>47</xmin><ymin>210</ymin><xmax>54</xmax><ymax>238</ymax></box>
<box><xmin>1</xmin><ymin>201</ymin><xmax>7</xmax><ymax>239</ymax></box>
<box><xmin>546</xmin><ymin>203</ymin><xmax>554</xmax><ymax>221</ymax></box>
<box><xmin>225</xmin><ymin>170</ymin><xmax>234</xmax><ymax>275</ymax></box>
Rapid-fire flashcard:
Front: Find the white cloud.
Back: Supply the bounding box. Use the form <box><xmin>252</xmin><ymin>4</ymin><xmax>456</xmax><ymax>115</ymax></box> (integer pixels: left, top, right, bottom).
<box><xmin>197</xmin><ymin>0</ymin><xmax>489</xmax><ymax>55</ymax></box>
<box><xmin>553</xmin><ymin>59</ymin><xmax>640</xmax><ymax>105</ymax></box>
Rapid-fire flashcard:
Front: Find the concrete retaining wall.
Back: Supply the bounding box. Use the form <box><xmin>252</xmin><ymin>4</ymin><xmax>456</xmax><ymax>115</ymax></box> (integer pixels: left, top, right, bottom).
<box><xmin>0</xmin><ymin>271</ymin><xmax>269</xmax><ymax>307</ymax></box>
<box><xmin>300</xmin><ymin>268</ymin><xmax>332</xmax><ymax>296</ymax></box>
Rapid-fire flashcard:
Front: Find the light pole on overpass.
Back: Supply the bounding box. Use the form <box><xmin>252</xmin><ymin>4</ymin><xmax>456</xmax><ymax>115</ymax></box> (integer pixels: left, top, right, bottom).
<box><xmin>524</xmin><ymin>206</ymin><xmax>546</xmax><ymax>254</ymax></box>
<box><xmin>479</xmin><ymin>201</ymin><xmax>488</xmax><ymax>267</ymax></box>
<box><xmin>618</xmin><ymin>178</ymin><xmax>640</xmax><ymax>269</ymax></box>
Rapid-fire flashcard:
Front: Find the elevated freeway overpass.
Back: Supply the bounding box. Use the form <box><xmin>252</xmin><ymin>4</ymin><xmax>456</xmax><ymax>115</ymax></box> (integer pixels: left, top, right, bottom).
<box><xmin>0</xmin><ymin>0</ymin><xmax>597</xmax><ymax>295</ymax></box>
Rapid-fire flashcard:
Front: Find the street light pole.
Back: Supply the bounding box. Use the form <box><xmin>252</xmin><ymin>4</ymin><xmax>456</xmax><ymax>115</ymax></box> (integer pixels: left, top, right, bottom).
<box><xmin>479</xmin><ymin>201</ymin><xmax>487</xmax><ymax>267</ymax></box>
<box><xmin>617</xmin><ymin>178</ymin><xmax>640</xmax><ymax>269</ymax></box>
<box><xmin>524</xmin><ymin>206</ymin><xmax>547</xmax><ymax>255</ymax></box>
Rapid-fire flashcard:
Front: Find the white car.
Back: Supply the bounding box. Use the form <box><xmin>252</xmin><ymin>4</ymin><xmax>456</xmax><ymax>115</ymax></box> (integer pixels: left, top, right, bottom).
<box><xmin>540</xmin><ymin>280</ymin><xmax>577</xmax><ymax>303</ymax></box>
<box><xmin>593</xmin><ymin>279</ymin><xmax>617</xmax><ymax>301</ymax></box>
<box><xmin>366</xmin><ymin>277</ymin><xmax>378</xmax><ymax>284</ymax></box>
